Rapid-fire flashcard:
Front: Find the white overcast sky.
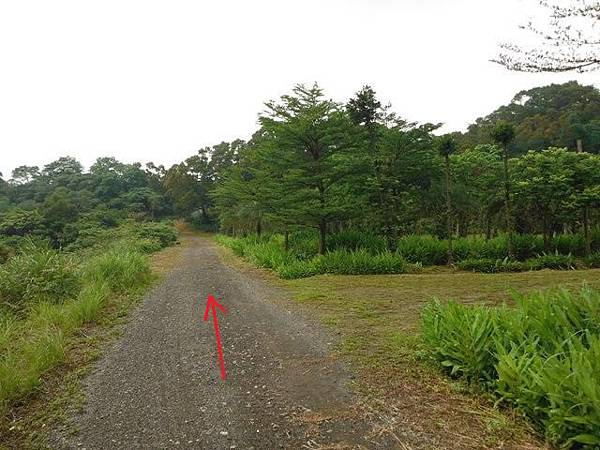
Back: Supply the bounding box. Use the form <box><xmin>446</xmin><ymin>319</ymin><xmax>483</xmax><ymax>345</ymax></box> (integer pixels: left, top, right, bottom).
<box><xmin>0</xmin><ymin>0</ymin><xmax>598</xmax><ymax>178</ymax></box>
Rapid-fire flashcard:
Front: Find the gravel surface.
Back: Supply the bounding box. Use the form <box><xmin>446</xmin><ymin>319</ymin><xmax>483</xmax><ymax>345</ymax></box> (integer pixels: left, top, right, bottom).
<box><xmin>53</xmin><ymin>235</ymin><xmax>395</xmax><ymax>449</ymax></box>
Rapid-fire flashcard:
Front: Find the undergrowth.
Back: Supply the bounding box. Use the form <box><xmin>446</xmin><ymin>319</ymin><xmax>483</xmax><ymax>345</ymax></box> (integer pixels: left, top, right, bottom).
<box><xmin>0</xmin><ymin>222</ymin><xmax>176</xmax><ymax>416</ymax></box>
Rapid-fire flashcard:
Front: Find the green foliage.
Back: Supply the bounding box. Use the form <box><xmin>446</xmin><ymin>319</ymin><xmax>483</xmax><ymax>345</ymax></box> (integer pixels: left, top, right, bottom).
<box><xmin>216</xmin><ymin>232</ymin><xmax>406</xmax><ymax>279</ymax></box>
<box><xmin>525</xmin><ymin>252</ymin><xmax>575</xmax><ymax>270</ymax></box>
<box><xmin>314</xmin><ymin>249</ymin><xmax>406</xmax><ymax>275</ymax></box>
<box><xmin>326</xmin><ymin>230</ymin><xmax>388</xmax><ymax>253</ymax></box>
<box><xmin>585</xmin><ymin>251</ymin><xmax>600</xmax><ymax>268</ymax></box>
<box><xmin>0</xmin><ymin>241</ymin><xmax>80</xmax><ymax>312</ymax></box>
<box><xmin>0</xmin><ymin>223</ymin><xmax>166</xmax><ymax>414</ymax></box>
<box><xmin>461</xmin><ymin>82</ymin><xmax>600</xmax><ymax>155</ymax></box>
<box><xmin>421</xmin><ymin>287</ymin><xmax>600</xmax><ymax>447</ymax></box>
<box><xmin>82</xmin><ymin>247</ymin><xmax>152</xmax><ymax>293</ymax></box>
<box><xmin>396</xmin><ymin>235</ymin><xmax>447</xmax><ymax>265</ymax></box>
<box><xmin>134</xmin><ymin>222</ymin><xmax>178</xmax><ymax>248</ymax></box>
<box><xmin>458</xmin><ymin>258</ymin><xmax>524</xmax><ymax>273</ymax></box>
<box><xmin>490</xmin><ymin>121</ymin><xmax>515</xmax><ymax>148</ymax></box>
<box><xmin>422</xmin><ymin>300</ymin><xmax>497</xmax><ymax>382</ymax></box>
<box><xmin>0</xmin><ymin>209</ymin><xmax>43</xmax><ymax>237</ymax></box>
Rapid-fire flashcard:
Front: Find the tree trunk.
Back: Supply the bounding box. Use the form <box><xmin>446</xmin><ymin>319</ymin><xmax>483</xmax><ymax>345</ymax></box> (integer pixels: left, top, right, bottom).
<box><xmin>485</xmin><ymin>213</ymin><xmax>492</xmax><ymax>240</ymax></box>
<box><xmin>502</xmin><ymin>145</ymin><xmax>514</xmax><ymax>258</ymax></box>
<box><xmin>256</xmin><ymin>218</ymin><xmax>262</xmax><ymax>238</ymax></box>
<box><xmin>583</xmin><ymin>206</ymin><xmax>591</xmax><ymax>257</ymax></box>
<box><xmin>284</xmin><ymin>226</ymin><xmax>289</xmax><ymax>252</ymax></box>
<box><xmin>318</xmin><ymin>221</ymin><xmax>327</xmax><ymax>255</ymax></box>
<box><xmin>445</xmin><ymin>155</ymin><xmax>453</xmax><ymax>265</ymax></box>
<box><xmin>543</xmin><ymin>215</ymin><xmax>550</xmax><ymax>252</ymax></box>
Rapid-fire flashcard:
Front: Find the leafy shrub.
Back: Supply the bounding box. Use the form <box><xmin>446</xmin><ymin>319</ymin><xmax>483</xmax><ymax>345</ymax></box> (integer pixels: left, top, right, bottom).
<box><xmin>396</xmin><ymin>235</ymin><xmax>447</xmax><ymax>265</ymax></box>
<box><xmin>0</xmin><ymin>241</ymin><xmax>14</xmax><ymax>264</ymax></box>
<box><xmin>421</xmin><ymin>300</ymin><xmax>498</xmax><ymax>382</ymax></box>
<box><xmin>326</xmin><ymin>230</ymin><xmax>388</xmax><ymax>253</ymax></box>
<box><xmin>458</xmin><ymin>258</ymin><xmax>525</xmax><ymax>273</ymax></box>
<box><xmin>134</xmin><ymin>223</ymin><xmax>177</xmax><ymax>248</ymax></box>
<box><xmin>511</xmin><ymin>234</ymin><xmax>545</xmax><ymax>260</ymax></box>
<box><xmin>316</xmin><ymin>249</ymin><xmax>406</xmax><ymax>275</ymax></box>
<box><xmin>525</xmin><ymin>252</ymin><xmax>575</xmax><ymax>271</ymax></box>
<box><xmin>585</xmin><ymin>251</ymin><xmax>600</xmax><ymax>268</ymax></box>
<box><xmin>0</xmin><ymin>241</ymin><xmax>80</xmax><ymax>311</ymax></box>
<box><xmin>134</xmin><ymin>238</ymin><xmax>164</xmax><ymax>254</ymax></box>
<box><xmin>287</xmin><ymin>229</ymin><xmax>319</xmax><ymax>259</ymax></box>
<box><xmin>277</xmin><ymin>259</ymin><xmax>319</xmax><ymax>279</ymax></box>
<box><xmin>476</xmin><ymin>236</ymin><xmax>509</xmax><ymax>260</ymax></box>
<box><xmin>422</xmin><ymin>287</ymin><xmax>600</xmax><ymax>447</ymax></box>
<box><xmin>551</xmin><ymin>234</ymin><xmax>585</xmax><ymax>257</ymax></box>
<box><xmin>246</xmin><ymin>241</ymin><xmax>295</xmax><ymax>269</ymax></box>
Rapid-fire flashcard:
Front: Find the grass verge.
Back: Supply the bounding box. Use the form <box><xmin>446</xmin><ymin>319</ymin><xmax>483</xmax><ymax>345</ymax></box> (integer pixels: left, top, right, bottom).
<box><xmin>0</xmin><ymin>225</ymin><xmax>183</xmax><ymax>450</ymax></box>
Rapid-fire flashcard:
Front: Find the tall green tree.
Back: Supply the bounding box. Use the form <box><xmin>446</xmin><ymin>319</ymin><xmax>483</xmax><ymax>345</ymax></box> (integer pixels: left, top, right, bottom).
<box><xmin>491</xmin><ymin>121</ymin><xmax>516</xmax><ymax>257</ymax></box>
<box><xmin>513</xmin><ymin>149</ymin><xmax>575</xmax><ymax>250</ymax></box>
<box><xmin>436</xmin><ymin>135</ymin><xmax>457</xmax><ymax>264</ymax></box>
<box><xmin>260</xmin><ymin>84</ymin><xmax>364</xmax><ymax>254</ymax></box>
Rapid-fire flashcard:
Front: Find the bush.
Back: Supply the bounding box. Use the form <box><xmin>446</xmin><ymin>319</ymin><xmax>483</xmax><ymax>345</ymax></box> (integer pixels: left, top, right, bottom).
<box><xmin>396</xmin><ymin>235</ymin><xmax>447</xmax><ymax>265</ymax></box>
<box><xmin>134</xmin><ymin>223</ymin><xmax>177</xmax><ymax>248</ymax></box>
<box><xmin>585</xmin><ymin>251</ymin><xmax>600</xmax><ymax>268</ymax></box>
<box><xmin>0</xmin><ymin>241</ymin><xmax>14</xmax><ymax>264</ymax></box>
<box><xmin>421</xmin><ymin>287</ymin><xmax>600</xmax><ymax>447</ymax></box>
<box><xmin>511</xmin><ymin>234</ymin><xmax>545</xmax><ymax>260</ymax></box>
<box><xmin>277</xmin><ymin>259</ymin><xmax>319</xmax><ymax>279</ymax></box>
<box><xmin>316</xmin><ymin>249</ymin><xmax>406</xmax><ymax>275</ymax></box>
<box><xmin>0</xmin><ymin>241</ymin><xmax>80</xmax><ymax>311</ymax></box>
<box><xmin>421</xmin><ymin>300</ymin><xmax>498</xmax><ymax>383</ymax></box>
<box><xmin>326</xmin><ymin>230</ymin><xmax>388</xmax><ymax>253</ymax></box>
<box><xmin>134</xmin><ymin>238</ymin><xmax>164</xmax><ymax>254</ymax></box>
<box><xmin>458</xmin><ymin>258</ymin><xmax>525</xmax><ymax>273</ymax></box>
<box><xmin>551</xmin><ymin>234</ymin><xmax>585</xmax><ymax>257</ymax></box>
<box><xmin>525</xmin><ymin>252</ymin><xmax>575</xmax><ymax>271</ymax></box>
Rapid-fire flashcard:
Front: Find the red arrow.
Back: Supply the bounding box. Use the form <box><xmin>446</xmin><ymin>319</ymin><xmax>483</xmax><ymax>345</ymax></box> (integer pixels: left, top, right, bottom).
<box><xmin>203</xmin><ymin>294</ymin><xmax>227</xmax><ymax>380</ymax></box>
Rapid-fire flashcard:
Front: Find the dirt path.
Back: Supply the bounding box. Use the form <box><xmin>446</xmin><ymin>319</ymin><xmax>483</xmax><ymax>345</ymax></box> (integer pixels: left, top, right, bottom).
<box><xmin>52</xmin><ymin>234</ymin><xmax>396</xmax><ymax>449</ymax></box>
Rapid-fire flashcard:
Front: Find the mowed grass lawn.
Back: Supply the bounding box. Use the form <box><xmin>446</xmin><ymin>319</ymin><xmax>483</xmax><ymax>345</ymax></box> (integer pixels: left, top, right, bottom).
<box><xmin>213</xmin><ymin>239</ymin><xmax>600</xmax><ymax>448</ymax></box>
<box><xmin>280</xmin><ymin>268</ymin><xmax>600</xmax><ymax>333</ymax></box>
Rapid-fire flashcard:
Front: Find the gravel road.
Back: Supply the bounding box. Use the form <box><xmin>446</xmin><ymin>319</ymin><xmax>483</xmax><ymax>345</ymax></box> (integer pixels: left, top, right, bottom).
<box><xmin>54</xmin><ymin>234</ymin><xmax>395</xmax><ymax>449</ymax></box>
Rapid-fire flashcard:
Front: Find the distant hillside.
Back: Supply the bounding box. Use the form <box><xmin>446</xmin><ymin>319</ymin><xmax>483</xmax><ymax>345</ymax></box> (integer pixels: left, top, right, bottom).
<box><xmin>458</xmin><ymin>81</ymin><xmax>600</xmax><ymax>154</ymax></box>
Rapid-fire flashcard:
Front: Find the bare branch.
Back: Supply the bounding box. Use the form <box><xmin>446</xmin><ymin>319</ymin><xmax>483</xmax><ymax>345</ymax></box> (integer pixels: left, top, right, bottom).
<box><xmin>494</xmin><ymin>0</ymin><xmax>600</xmax><ymax>72</ymax></box>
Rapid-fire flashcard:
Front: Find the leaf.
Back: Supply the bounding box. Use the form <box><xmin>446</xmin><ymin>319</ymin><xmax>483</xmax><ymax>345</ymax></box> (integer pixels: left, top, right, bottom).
<box><xmin>571</xmin><ymin>434</ymin><xmax>600</xmax><ymax>445</ymax></box>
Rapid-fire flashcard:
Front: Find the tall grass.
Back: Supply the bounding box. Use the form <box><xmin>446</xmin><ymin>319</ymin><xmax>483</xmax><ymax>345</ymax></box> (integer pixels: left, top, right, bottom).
<box><xmin>421</xmin><ymin>287</ymin><xmax>600</xmax><ymax>447</ymax></box>
<box><xmin>0</xmin><ymin>234</ymin><xmax>159</xmax><ymax>415</ymax></box>
<box><xmin>0</xmin><ymin>240</ymin><xmax>80</xmax><ymax>312</ymax></box>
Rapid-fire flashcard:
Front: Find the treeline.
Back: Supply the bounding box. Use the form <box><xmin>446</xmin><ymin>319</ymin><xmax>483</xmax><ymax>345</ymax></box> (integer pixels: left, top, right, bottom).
<box><xmin>204</xmin><ymin>82</ymin><xmax>600</xmax><ymax>259</ymax></box>
<box><xmin>2</xmin><ymin>81</ymin><xmax>599</xmax><ymax>262</ymax></box>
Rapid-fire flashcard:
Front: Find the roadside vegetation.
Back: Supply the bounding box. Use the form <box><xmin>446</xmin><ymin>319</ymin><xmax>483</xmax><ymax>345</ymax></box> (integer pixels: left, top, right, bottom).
<box><xmin>0</xmin><ymin>154</ymin><xmax>180</xmax><ymax>439</ymax></box>
<box><xmin>0</xmin><ymin>221</ymin><xmax>177</xmax><ymax>417</ymax></box>
<box><xmin>423</xmin><ymin>287</ymin><xmax>600</xmax><ymax>447</ymax></box>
